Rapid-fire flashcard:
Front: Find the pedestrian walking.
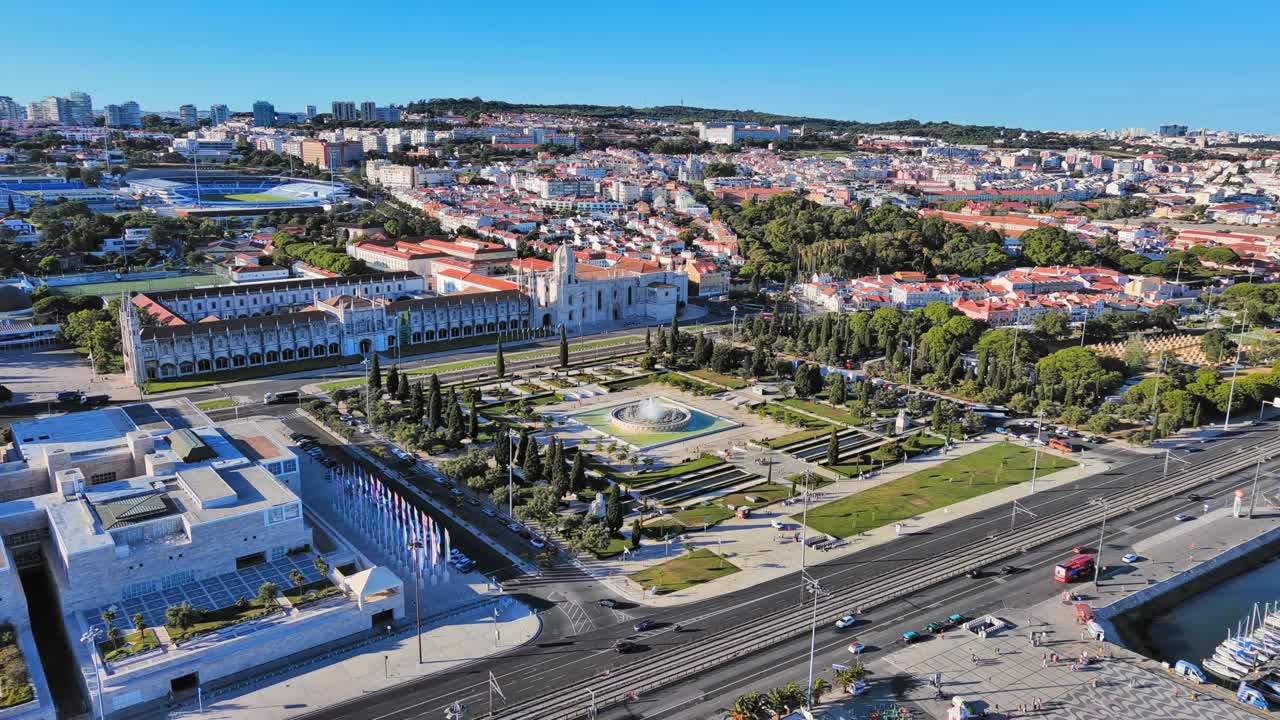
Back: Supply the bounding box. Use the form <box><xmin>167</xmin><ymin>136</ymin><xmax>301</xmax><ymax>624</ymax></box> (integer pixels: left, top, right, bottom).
<box><xmin>972</xmin><ymin>653</ymin><xmax>978</xmax><ymax>665</ymax></box>
<box><xmin>1042</xmin><ymin>656</ymin><xmax>1048</xmax><ymax>668</ymax></box>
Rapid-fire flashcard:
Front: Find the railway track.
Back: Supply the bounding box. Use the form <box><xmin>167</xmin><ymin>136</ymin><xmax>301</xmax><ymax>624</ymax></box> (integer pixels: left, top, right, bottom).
<box><xmin>501</xmin><ymin>432</ymin><xmax>1280</xmax><ymax>719</ymax></box>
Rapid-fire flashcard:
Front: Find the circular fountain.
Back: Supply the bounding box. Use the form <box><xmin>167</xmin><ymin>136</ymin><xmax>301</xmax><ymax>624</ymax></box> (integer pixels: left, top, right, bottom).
<box><xmin>609</xmin><ymin>397</ymin><xmax>692</xmax><ymax>434</ymax></box>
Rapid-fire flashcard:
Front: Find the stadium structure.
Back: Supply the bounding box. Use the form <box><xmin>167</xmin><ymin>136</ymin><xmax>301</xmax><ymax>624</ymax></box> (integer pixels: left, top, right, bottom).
<box><xmin>126</xmin><ymin>174</ymin><xmax>350</xmax><ymax>218</ymax></box>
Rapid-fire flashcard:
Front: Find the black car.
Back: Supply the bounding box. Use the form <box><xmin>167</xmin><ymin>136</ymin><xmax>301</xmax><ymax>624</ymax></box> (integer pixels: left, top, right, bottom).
<box><xmin>1000</xmin><ymin>565</ymin><xmax>1018</xmax><ymax>575</ymax></box>
<box><xmin>633</xmin><ymin>618</ymin><xmax>657</xmax><ymax>632</ymax></box>
<box><xmin>967</xmin><ymin>569</ymin><xmax>983</xmax><ymax>579</ymax></box>
<box><xmin>1187</xmin><ymin>493</ymin><xmax>1208</xmax><ymax>502</ymax></box>
<box><xmin>613</xmin><ymin>640</ymin><xmax>637</xmax><ymax>654</ymax></box>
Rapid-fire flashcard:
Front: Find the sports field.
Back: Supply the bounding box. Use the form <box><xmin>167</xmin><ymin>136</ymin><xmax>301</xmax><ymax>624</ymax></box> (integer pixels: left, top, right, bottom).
<box><xmin>202</xmin><ymin>192</ymin><xmax>290</xmax><ymax>203</ymax></box>
<box><xmin>56</xmin><ymin>273</ymin><xmax>227</xmax><ymax>297</ymax></box>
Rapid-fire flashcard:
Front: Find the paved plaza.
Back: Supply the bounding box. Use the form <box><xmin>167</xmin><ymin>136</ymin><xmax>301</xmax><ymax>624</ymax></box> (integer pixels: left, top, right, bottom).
<box><xmin>851</xmin><ymin>501</ymin><xmax>1280</xmax><ymax>719</ymax></box>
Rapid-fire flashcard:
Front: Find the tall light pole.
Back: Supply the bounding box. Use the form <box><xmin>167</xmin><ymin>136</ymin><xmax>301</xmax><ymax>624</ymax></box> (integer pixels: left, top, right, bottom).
<box><xmin>80</xmin><ymin>626</ymin><xmax>105</xmax><ymax>720</ymax></box>
<box><xmin>797</xmin><ymin>471</ymin><xmax>812</xmax><ymax>603</ymax></box>
<box><xmin>1223</xmin><ymin>306</ymin><xmax>1249</xmax><ymax>430</ymax></box>
<box><xmin>801</xmin><ymin>571</ymin><xmax>826</xmax><ymax>710</ymax></box>
<box><xmin>1091</xmin><ymin>497</ymin><xmax>1109</xmax><ymax>587</ymax></box>
<box><xmin>731</xmin><ymin>305</ymin><xmax>738</xmax><ymax>341</ymax></box>
<box><xmin>408</xmin><ymin>540</ymin><xmax>423</xmax><ymax>663</ymax></box>
<box><xmin>507</xmin><ymin>426</ymin><xmax>515</xmax><ymax>519</ymax></box>
<box><xmin>1030</xmin><ymin>410</ymin><xmax>1044</xmax><ymax>493</ymax></box>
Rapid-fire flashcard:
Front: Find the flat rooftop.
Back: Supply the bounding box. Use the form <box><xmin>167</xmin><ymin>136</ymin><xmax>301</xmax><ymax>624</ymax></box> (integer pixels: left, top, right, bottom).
<box><xmin>11</xmin><ymin>399</ymin><xmax>211</xmax><ymax>468</ymax></box>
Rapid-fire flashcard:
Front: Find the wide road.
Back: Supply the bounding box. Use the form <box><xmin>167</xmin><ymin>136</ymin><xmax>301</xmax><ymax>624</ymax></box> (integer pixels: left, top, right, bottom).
<box><xmin>292</xmin><ymin>424</ymin><xmax>1279</xmax><ymax>720</ymax></box>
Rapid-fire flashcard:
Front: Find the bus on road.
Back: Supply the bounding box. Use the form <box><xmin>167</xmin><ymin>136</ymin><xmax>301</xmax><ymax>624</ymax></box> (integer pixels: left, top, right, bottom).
<box><xmin>264</xmin><ymin>390</ymin><xmax>301</xmax><ymax>404</ymax></box>
<box><xmin>1053</xmin><ymin>554</ymin><xmax>1095</xmax><ymax>583</ymax></box>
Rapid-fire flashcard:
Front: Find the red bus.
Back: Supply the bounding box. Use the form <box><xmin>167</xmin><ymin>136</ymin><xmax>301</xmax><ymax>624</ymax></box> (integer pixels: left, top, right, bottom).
<box><xmin>1054</xmin><ymin>554</ymin><xmax>1095</xmax><ymax>583</ymax></box>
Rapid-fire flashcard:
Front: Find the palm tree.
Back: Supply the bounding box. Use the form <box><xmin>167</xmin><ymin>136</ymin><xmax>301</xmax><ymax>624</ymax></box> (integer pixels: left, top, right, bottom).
<box><xmin>257</xmin><ymin>581</ymin><xmax>280</xmax><ymax>609</ymax></box>
<box><xmin>811</xmin><ymin>677</ymin><xmax>832</xmax><ymax>701</ymax></box>
<box><xmin>313</xmin><ymin>555</ymin><xmax>329</xmax><ymax>577</ymax></box>
<box><xmin>731</xmin><ymin>691</ymin><xmax>767</xmax><ymax>719</ymax></box>
<box><xmin>289</xmin><ymin>569</ymin><xmax>306</xmax><ymax>590</ymax></box>
<box><xmin>165</xmin><ymin>603</ymin><xmax>196</xmax><ymax>633</ymax></box>
<box><xmin>100</xmin><ymin>608</ymin><xmax>118</xmax><ymax>648</ymax></box>
<box><xmin>131</xmin><ymin>613</ymin><xmax>145</xmax><ymax>641</ymax></box>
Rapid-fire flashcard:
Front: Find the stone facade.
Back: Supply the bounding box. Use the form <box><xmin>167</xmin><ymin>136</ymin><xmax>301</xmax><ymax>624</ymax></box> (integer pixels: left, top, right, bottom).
<box><xmin>522</xmin><ymin>244</ymin><xmax>686</xmax><ymax>332</ymax></box>
<box><xmin>122</xmin><ymin>272</ymin><xmax>531</xmax><ymax>383</ymax></box>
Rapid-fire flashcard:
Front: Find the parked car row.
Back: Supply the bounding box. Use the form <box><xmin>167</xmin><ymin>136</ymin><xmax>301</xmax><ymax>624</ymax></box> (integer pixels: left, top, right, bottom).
<box><xmin>292</xmin><ymin>433</ymin><xmax>339</xmax><ymax>469</ymax></box>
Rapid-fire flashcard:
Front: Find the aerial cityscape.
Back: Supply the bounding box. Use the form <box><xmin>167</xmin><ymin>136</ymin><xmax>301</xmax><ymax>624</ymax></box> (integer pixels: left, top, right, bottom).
<box><xmin>4</xmin><ymin>6</ymin><xmax>1280</xmax><ymax>720</ymax></box>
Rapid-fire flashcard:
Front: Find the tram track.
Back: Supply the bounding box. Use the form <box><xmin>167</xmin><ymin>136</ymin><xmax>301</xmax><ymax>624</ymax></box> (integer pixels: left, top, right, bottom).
<box><xmin>500</xmin><ymin>432</ymin><xmax>1280</xmax><ymax>719</ymax></box>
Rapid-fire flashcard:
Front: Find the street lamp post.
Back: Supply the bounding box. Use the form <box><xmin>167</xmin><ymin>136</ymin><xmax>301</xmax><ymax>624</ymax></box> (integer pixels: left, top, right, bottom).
<box><xmin>1031</xmin><ymin>411</ymin><xmax>1044</xmax><ymax>493</ymax></box>
<box><xmin>1223</xmin><ymin>307</ymin><xmax>1250</xmax><ymax>430</ymax></box>
<box><xmin>731</xmin><ymin>305</ymin><xmax>738</xmax><ymax>341</ymax></box>
<box><xmin>797</xmin><ymin>472</ymin><xmax>812</xmax><ymax>603</ymax></box>
<box><xmin>1091</xmin><ymin>498</ymin><xmax>1109</xmax><ymax>587</ymax></box>
<box><xmin>80</xmin><ymin>626</ymin><xmax>105</xmax><ymax>720</ymax></box>
<box><xmin>801</xmin><ymin>571</ymin><xmax>826</xmax><ymax>710</ymax></box>
<box><xmin>408</xmin><ymin>540</ymin><xmax>423</xmax><ymax>663</ymax></box>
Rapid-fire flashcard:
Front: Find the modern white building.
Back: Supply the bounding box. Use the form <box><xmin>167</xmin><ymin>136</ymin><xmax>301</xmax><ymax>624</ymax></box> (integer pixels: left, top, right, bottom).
<box><xmin>209</xmin><ymin>104</ymin><xmax>230</xmax><ymax>125</ymax></box>
<box><xmin>0</xmin><ymin>398</ymin><xmax>403</xmax><ymax>716</ymax></box>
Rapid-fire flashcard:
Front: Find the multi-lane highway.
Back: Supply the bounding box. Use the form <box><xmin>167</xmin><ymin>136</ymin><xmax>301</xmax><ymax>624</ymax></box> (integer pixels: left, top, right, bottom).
<box><xmin>293</xmin><ymin>424</ymin><xmax>1280</xmax><ymax>720</ymax></box>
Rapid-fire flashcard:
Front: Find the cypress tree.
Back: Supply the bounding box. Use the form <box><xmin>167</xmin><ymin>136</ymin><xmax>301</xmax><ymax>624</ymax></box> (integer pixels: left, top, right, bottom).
<box><xmin>368</xmin><ymin>354</ymin><xmax>382</xmax><ymax>392</ymax></box>
<box><xmin>386</xmin><ymin>365</ymin><xmax>400</xmax><ymax>397</ymax></box>
<box><xmin>570</xmin><ymin>448</ymin><xmax>584</xmax><ymax>492</ymax></box>
<box><xmin>645</xmin><ymin>326</ymin><xmax>651</xmax><ymax>349</ymax></box>
<box><xmin>495</xmin><ymin>335</ymin><xmax>505</xmax><ymax>377</ymax></box>
<box><xmin>827</xmin><ymin>425</ymin><xmax>840</xmax><ymax>466</ymax></box>
<box><xmin>522</xmin><ymin>439</ymin><xmax>543</xmax><ymax>483</ymax></box>
<box><xmin>516</xmin><ymin>428</ymin><xmax>530</xmax><ymax>466</ymax></box>
<box><xmin>396</xmin><ymin>374</ymin><xmax>411</xmax><ymax>402</ymax></box>
<box><xmin>446</xmin><ymin>390</ymin><xmax>462</xmax><ymax>440</ymax></box>
<box><xmin>559</xmin><ymin>325</ymin><xmax>569</xmax><ymax>368</ymax></box>
<box><xmin>427</xmin><ymin>374</ymin><xmax>442</xmax><ymax>430</ymax></box>
<box><xmin>668</xmin><ymin>314</ymin><xmax>679</xmax><ymax>356</ymax></box>
<box><xmin>693</xmin><ymin>334</ymin><xmax>707</xmax><ymax>368</ymax></box>
<box><xmin>494</xmin><ymin>424</ymin><xmax>510</xmax><ymax>467</ymax></box>
<box><xmin>411</xmin><ymin>382</ymin><xmax>425</xmax><ymax>421</ymax></box>
<box><xmin>468</xmin><ymin>397</ymin><xmax>479</xmax><ymax>438</ymax></box>
<box><xmin>605</xmin><ymin>487</ymin><xmax>623</xmax><ymax>533</ymax></box>
<box><xmin>542</xmin><ymin>436</ymin><xmax>556</xmax><ymax>475</ymax></box>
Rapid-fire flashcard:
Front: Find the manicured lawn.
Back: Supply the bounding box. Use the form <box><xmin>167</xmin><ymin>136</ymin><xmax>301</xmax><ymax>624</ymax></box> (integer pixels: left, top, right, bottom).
<box><xmin>780</xmin><ymin>398</ymin><xmax>866</xmax><ymax>425</ymax></box>
<box><xmin>55</xmin><ymin>272</ymin><xmax>226</xmax><ymax>297</ymax></box>
<box><xmin>167</xmin><ymin>603</ymin><xmax>281</xmax><ymax>643</ymax></box>
<box><xmin>146</xmin><ymin>356</ymin><xmax>350</xmax><ymax>393</ymax></box>
<box><xmin>593</xmin><ymin>536</ymin><xmax>632</xmax><ymax>560</ymax></box>
<box><xmin>719</xmin><ymin>483</ymin><xmax>792</xmax><ymax>509</ymax></box>
<box><xmin>225</xmin><ymin>192</ymin><xmax>289</xmax><ymax>202</ymax></box>
<box><xmin>685</xmin><ymin>369</ymin><xmax>749</xmax><ymax>389</ymax></box>
<box><xmin>602</xmin><ymin>454</ymin><xmax>724</xmax><ymax>486</ymax></box>
<box><xmin>761</xmin><ymin>426</ymin><xmax>833</xmax><ymax>449</ymax></box>
<box><xmin>755</xmin><ymin>403</ymin><xmax>827</xmax><ymax>429</ymax></box>
<box><xmin>796</xmin><ymin>442</ymin><xmax>1077</xmax><ymax>539</ymax></box>
<box><xmin>195</xmin><ymin>398</ymin><xmax>238</xmax><ymax>411</ymax></box>
<box><xmin>629</xmin><ymin>548</ymin><xmax>739</xmax><ymax>594</ymax></box>
<box><xmin>284</xmin><ymin>579</ymin><xmax>344</xmax><ymax>608</ymax></box>
<box><xmin>101</xmin><ymin>629</ymin><xmax>160</xmax><ymax>662</ymax></box>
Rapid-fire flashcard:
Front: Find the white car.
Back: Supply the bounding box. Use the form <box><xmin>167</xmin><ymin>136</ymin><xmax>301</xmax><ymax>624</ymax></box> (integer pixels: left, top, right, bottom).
<box><xmin>1174</xmin><ymin>513</ymin><xmax>1193</xmax><ymax>522</ymax></box>
<box><xmin>834</xmin><ymin>615</ymin><xmax>858</xmax><ymax>629</ymax></box>
<box><xmin>1121</xmin><ymin>553</ymin><xmax>1140</xmax><ymax>563</ymax></box>
<box><xmin>847</xmin><ymin>641</ymin><xmax>866</xmax><ymax>654</ymax></box>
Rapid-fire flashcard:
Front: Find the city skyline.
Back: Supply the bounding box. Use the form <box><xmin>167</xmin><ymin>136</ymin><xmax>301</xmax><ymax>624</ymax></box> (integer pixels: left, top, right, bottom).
<box><xmin>7</xmin><ymin>0</ymin><xmax>1279</xmax><ymax>134</ymax></box>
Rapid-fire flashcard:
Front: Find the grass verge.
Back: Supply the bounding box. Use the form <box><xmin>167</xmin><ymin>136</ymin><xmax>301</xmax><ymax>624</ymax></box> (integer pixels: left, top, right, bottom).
<box><xmin>195</xmin><ymin>398</ymin><xmax>238</xmax><ymax>411</ymax></box>
<box><xmin>629</xmin><ymin>548</ymin><xmax>739</xmax><ymax>594</ymax></box>
<box><xmin>685</xmin><ymin>369</ymin><xmax>749</xmax><ymax>389</ymax></box>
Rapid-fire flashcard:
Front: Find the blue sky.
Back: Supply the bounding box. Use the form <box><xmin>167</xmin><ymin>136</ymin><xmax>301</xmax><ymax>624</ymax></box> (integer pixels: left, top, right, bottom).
<box><xmin>8</xmin><ymin>0</ymin><xmax>1279</xmax><ymax>133</ymax></box>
